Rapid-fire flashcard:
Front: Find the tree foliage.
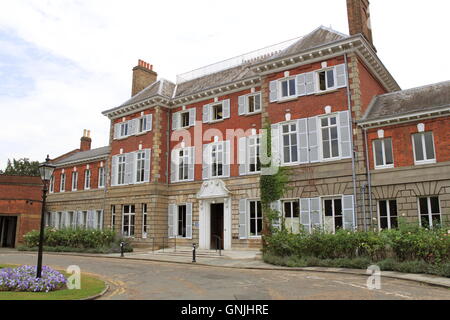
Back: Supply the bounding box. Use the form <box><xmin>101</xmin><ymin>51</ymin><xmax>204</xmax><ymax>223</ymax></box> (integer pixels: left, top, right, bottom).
<box><xmin>0</xmin><ymin>158</ymin><xmax>40</xmax><ymax>176</ymax></box>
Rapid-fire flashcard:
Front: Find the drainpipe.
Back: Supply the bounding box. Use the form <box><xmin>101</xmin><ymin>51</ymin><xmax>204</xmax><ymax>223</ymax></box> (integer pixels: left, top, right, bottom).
<box><xmin>344</xmin><ymin>53</ymin><xmax>358</xmax><ymax>231</ymax></box>
<box><xmin>363</xmin><ymin>127</ymin><xmax>374</xmax><ymax>231</ymax></box>
<box><xmin>361</xmin><ymin>184</ymin><xmax>367</xmax><ymax>231</ymax></box>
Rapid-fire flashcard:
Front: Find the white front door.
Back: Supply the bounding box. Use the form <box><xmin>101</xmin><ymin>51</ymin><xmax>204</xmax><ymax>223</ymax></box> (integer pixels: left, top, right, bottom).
<box><xmin>199</xmin><ymin>198</ymin><xmax>231</xmax><ymax>250</ymax></box>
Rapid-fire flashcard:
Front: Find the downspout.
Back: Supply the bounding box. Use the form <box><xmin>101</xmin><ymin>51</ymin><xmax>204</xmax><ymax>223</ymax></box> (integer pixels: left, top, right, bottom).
<box><xmin>344</xmin><ymin>53</ymin><xmax>358</xmax><ymax>231</ymax></box>
<box><xmin>363</xmin><ymin>127</ymin><xmax>374</xmax><ymax>231</ymax></box>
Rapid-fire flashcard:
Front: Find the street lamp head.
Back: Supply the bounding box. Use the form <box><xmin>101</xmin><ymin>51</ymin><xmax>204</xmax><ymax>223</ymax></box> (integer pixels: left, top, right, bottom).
<box><xmin>39</xmin><ymin>155</ymin><xmax>56</xmax><ymax>183</ymax></box>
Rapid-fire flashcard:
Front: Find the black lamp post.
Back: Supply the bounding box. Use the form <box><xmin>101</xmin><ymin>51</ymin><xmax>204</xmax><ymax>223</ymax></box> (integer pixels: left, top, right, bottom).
<box><xmin>37</xmin><ymin>155</ymin><xmax>55</xmax><ymax>278</ymax></box>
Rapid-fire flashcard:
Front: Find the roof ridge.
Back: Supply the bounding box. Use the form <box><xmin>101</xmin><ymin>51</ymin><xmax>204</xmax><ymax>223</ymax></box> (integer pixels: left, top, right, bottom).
<box><xmin>375</xmin><ymin>80</ymin><xmax>450</xmax><ymax>99</ymax></box>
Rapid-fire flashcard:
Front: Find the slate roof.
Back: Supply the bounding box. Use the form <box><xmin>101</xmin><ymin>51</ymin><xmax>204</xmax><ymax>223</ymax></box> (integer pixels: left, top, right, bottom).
<box><xmin>361</xmin><ymin>81</ymin><xmax>450</xmax><ymax>122</ymax></box>
<box><xmin>114</xmin><ymin>26</ymin><xmax>348</xmax><ymax>109</ymax></box>
<box><xmin>54</xmin><ymin>146</ymin><xmax>110</xmax><ymax>166</ymax></box>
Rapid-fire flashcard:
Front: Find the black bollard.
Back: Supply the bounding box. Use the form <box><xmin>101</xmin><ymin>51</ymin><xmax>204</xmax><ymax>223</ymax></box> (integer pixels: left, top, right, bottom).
<box><xmin>192</xmin><ymin>243</ymin><xmax>197</xmax><ymax>263</ymax></box>
<box><xmin>120</xmin><ymin>242</ymin><xmax>125</xmax><ymax>258</ymax></box>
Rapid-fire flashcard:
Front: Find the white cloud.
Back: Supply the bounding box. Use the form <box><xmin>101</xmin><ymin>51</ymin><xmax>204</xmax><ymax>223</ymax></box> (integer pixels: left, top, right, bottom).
<box><xmin>0</xmin><ymin>0</ymin><xmax>449</xmax><ymax>169</ymax></box>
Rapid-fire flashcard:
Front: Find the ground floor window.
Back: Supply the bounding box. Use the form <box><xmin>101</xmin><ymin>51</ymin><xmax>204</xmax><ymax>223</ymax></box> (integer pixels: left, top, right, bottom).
<box><xmin>323</xmin><ymin>198</ymin><xmax>343</xmax><ymax>233</ymax></box>
<box><xmin>283</xmin><ymin>200</ymin><xmax>300</xmax><ymax>234</ymax></box>
<box><xmin>96</xmin><ymin>210</ymin><xmax>103</xmax><ymax>230</ymax></box>
<box><xmin>419</xmin><ymin>197</ymin><xmax>441</xmax><ymax>229</ymax></box>
<box><xmin>122</xmin><ymin>205</ymin><xmax>135</xmax><ymax>237</ymax></box>
<box><xmin>142</xmin><ymin>204</ymin><xmax>149</xmax><ymax>239</ymax></box>
<box><xmin>177</xmin><ymin>205</ymin><xmax>187</xmax><ymax>238</ymax></box>
<box><xmin>379</xmin><ymin>200</ymin><xmax>398</xmax><ymax>230</ymax></box>
<box><xmin>80</xmin><ymin>211</ymin><xmax>88</xmax><ymax>229</ymax></box>
<box><xmin>249</xmin><ymin>200</ymin><xmax>263</xmax><ymax>237</ymax></box>
<box><xmin>67</xmin><ymin>211</ymin><xmax>76</xmax><ymax>229</ymax></box>
<box><xmin>111</xmin><ymin>205</ymin><xmax>116</xmax><ymax>230</ymax></box>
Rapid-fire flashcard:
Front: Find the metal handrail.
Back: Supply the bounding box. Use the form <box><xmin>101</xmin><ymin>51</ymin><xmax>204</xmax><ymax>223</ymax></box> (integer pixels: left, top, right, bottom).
<box><xmin>211</xmin><ymin>235</ymin><xmax>223</xmax><ymax>256</ymax></box>
<box><xmin>149</xmin><ymin>236</ymin><xmax>180</xmax><ymax>253</ymax></box>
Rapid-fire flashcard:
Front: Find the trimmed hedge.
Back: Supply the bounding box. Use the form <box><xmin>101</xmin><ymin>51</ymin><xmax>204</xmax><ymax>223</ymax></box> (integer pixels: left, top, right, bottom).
<box><xmin>22</xmin><ymin>228</ymin><xmax>132</xmax><ymax>253</ymax></box>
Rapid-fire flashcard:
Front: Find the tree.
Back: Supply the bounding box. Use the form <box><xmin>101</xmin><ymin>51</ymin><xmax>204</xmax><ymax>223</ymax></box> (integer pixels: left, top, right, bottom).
<box><xmin>0</xmin><ymin>158</ymin><xmax>41</xmax><ymax>176</ymax></box>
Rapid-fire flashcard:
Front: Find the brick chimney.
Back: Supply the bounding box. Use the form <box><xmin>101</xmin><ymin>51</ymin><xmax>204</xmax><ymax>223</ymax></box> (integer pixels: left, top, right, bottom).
<box><xmin>347</xmin><ymin>0</ymin><xmax>375</xmax><ymax>50</ymax></box>
<box><xmin>80</xmin><ymin>129</ymin><xmax>92</xmax><ymax>152</ymax></box>
<box><xmin>132</xmin><ymin>59</ymin><xmax>157</xmax><ymax>97</ymax></box>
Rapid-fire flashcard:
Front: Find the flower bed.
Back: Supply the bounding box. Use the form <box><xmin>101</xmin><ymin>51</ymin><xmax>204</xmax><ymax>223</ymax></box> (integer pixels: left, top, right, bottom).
<box><xmin>0</xmin><ymin>266</ymin><xmax>67</xmax><ymax>293</ymax></box>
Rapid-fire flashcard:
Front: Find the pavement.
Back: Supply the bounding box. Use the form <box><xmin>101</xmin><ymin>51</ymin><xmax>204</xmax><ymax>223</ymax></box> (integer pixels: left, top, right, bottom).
<box><xmin>1</xmin><ymin>250</ymin><xmax>449</xmax><ymax>300</ymax></box>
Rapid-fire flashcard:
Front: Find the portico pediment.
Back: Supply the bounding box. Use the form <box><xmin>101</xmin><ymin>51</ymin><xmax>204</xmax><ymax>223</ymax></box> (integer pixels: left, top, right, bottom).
<box><xmin>197</xmin><ymin>179</ymin><xmax>230</xmax><ymax>200</ymax></box>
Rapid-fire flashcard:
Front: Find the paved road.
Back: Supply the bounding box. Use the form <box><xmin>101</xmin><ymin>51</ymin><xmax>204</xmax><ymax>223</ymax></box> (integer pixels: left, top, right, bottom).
<box><xmin>1</xmin><ymin>252</ymin><xmax>449</xmax><ymax>300</ymax></box>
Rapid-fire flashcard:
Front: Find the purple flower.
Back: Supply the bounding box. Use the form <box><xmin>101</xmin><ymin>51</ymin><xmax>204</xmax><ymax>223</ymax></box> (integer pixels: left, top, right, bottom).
<box><xmin>0</xmin><ymin>265</ymin><xmax>67</xmax><ymax>292</ymax></box>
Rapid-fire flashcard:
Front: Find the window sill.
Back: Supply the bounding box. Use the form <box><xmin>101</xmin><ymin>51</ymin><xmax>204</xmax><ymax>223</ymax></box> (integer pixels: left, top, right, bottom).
<box><xmin>415</xmin><ymin>160</ymin><xmax>437</xmax><ymax>166</ymax></box>
<box><xmin>135</xmin><ymin>131</ymin><xmax>151</xmax><ymax>137</ymax></box>
<box><xmin>208</xmin><ymin>119</ymin><xmax>225</xmax><ymax>124</ymax></box>
<box><xmin>375</xmin><ymin>165</ymin><xmax>395</xmax><ymax>170</ymax></box>
<box><xmin>276</xmin><ymin>96</ymin><xmax>298</xmax><ymax>104</ymax></box>
<box><xmin>314</xmin><ymin>88</ymin><xmax>340</xmax><ymax>96</ymax></box>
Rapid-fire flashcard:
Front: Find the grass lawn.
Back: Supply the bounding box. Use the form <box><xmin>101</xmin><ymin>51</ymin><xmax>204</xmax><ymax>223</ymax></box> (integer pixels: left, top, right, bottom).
<box><xmin>0</xmin><ymin>264</ymin><xmax>107</xmax><ymax>300</ymax></box>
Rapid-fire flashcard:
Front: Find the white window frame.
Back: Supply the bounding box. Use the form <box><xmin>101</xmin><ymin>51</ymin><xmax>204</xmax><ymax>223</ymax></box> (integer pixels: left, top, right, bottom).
<box><xmin>210</xmin><ymin>142</ymin><xmax>226</xmax><ymax>178</ymax></box>
<box><xmin>180</xmin><ymin>111</ymin><xmax>191</xmax><ymax>128</ymax></box>
<box><xmin>412</xmin><ymin>132</ymin><xmax>436</xmax><ymax>165</ymax></box>
<box><xmin>119</xmin><ymin>122</ymin><xmax>129</xmax><ymax>138</ymax></box>
<box><xmin>84</xmin><ymin>169</ymin><xmax>91</xmax><ymax>190</ymax></box>
<box><xmin>323</xmin><ymin>197</ymin><xmax>343</xmax><ymax>233</ymax></box>
<box><xmin>111</xmin><ymin>205</ymin><xmax>116</xmax><ymax>230</ymax></box>
<box><xmin>210</xmin><ymin>103</ymin><xmax>224</xmax><ymax>122</ymax></box>
<box><xmin>418</xmin><ymin>196</ymin><xmax>442</xmax><ymax>229</ymax></box>
<box><xmin>378</xmin><ymin>200</ymin><xmax>398</xmax><ymax>230</ymax></box>
<box><xmin>71</xmin><ymin>172</ymin><xmax>78</xmax><ymax>191</ymax></box>
<box><xmin>176</xmin><ymin>204</ymin><xmax>188</xmax><ymax>238</ymax></box>
<box><xmin>282</xmin><ymin>199</ymin><xmax>300</xmax><ymax>234</ymax></box>
<box><xmin>281</xmin><ymin>122</ymin><xmax>299</xmax><ymax>165</ymax></box>
<box><xmin>137</xmin><ymin>115</ymin><xmax>151</xmax><ymax>134</ymax></box>
<box><xmin>246</xmin><ymin>93</ymin><xmax>262</xmax><ymax>114</ymax></box>
<box><xmin>316</xmin><ymin>67</ymin><xmax>337</xmax><ymax>92</ymax></box>
<box><xmin>135</xmin><ymin>151</ymin><xmax>146</xmax><ymax>184</ymax></box>
<box><xmin>178</xmin><ymin>148</ymin><xmax>190</xmax><ymax>181</ymax></box>
<box><xmin>142</xmin><ymin>204</ymin><xmax>149</xmax><ymax>239</ymax></box>
<box><xmin>278</xmin><ymin>76</ymin><xmax>297</xmax><ymax>100</ymax></box>
<box><xmin>319</xmin><ymin>114</ymin><xmax>340</xmax><ymax>161</ymax></box>
<box><xmin>248</xmin><ymin>135</ymin><xmax>261</xmax><ymax>173</ymax></box>
<box><xmin>122</xmin><ymin>205</ymin><xmax>136</xmax><ymax>238</ymax></box>
<box><xmin>373</xmin><ymin>138</ymin><xmax>394</xmax><ymax>169</ymax></box>
<box><xmin>117</xmin><ymin>155</ymin><xmax>126</xmax><ymax>185</ymax></box>
<box><xmin>98</xmin><ymin>167</ymin><xmax>105</xmax><ymax>188</ymax></box>
<box><xmin>60</xmin><ymin>173</ymin><xmax>65</xmax><ymax>193</ymax></box>
<box><xmin>49</xmin><ymin>176</ymin><xmax>55</xmax><ymax>193</ymax></box>
<box><xmin>248</xmin><ymin>200</ymin><xmax>263</xmax><ymax>238</ymax></box>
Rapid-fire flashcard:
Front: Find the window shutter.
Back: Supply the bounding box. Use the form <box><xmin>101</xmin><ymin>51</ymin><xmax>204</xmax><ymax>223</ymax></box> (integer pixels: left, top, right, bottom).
<box><xmin>144</xmin><ymin>149</ymin><xmax>151</xmax><ymax>182</ymax></box>
<box><xmin>297</xmin><ymin>119</ymin><xmax>309</xmax><ymax>164</ymax></box>
<box><xmin>77</xmin><ymin>211</ymin><xmax>83</xmax><ymax>228</ymax></box>
<box><xmin>296</xmin><ymin>73</ymin><xmax>307</xmax><ymax>97</ymax></box>
<box><xmin>114</xmin><ymin>123</ymin><xmax>120</xmax><ymax>140</ymax></box>
<box><xmin>270</xmin><ymin>201</ymin><xmax>282</xmax><ymax>230</ymax></box>
<box><xmin>238</xmin><ymin>137</ymin><xmax>247</xmax><ymax>175</ymax></box>
<box><xmin>168</xmin><ymin>204</ymin><xmax>176</xmax><ymax>238</ymax></box>
<box><xmin>339</xmin><ymin>111</ymin><xmax>352</xmax><ymax>159</ymax></box>
<box><xmin>111</xmin><ymin>155</ymin><xmax>118</xmax><ymax>187</ymax></box>
<box><xmin>239</xmin><ymin>199</ymin><xmax>247</xmax><ymax>239</ymax></box>
<box><xmin>146</xmin><ymin>114</ymin><xmax>153</xmax><ymax>131</ymax></box>
<box><xmin>189</xmin><ymin>108</ymin><xmax>196</xmax><ymax>126</ymax></box>
<box><xmin>269</xmin><ymin>80</ymin><xmax>278</xmax><ymax>103</ymax></box>
<box><xmin>87</xmin><ymin>210</ymin><xmax>94</xmax><ymax>229</ymax></box>
<box><xmin>63</xmin><ymin>212</ymin><xmax>69</xmax><ymax>228</ymax></box>
<box><xmin>305</xmin><ymin>72</ymin><xmax>316</xmax><ymax>95</ymax></box>
<box><xmin>186</xmin><ymin>203</ymin><xmax>193</xmax><ymax>239</ymax></box>
<box><xmin>172</xmin><ymin>113</ymin><xmax>179</xmax><ymax>130</ymax></box>
<box><xmin>238</xmin><ymin>95</ymin><xmax>246</xmax><ymax>115</ymax></box>
<box><xmin>222</xmin><ymin>99</ymin><xmax>230</xmax><ymax>119</ymax></box>
<box><xmin>170</xmin><ymin>149</ymin><xmax>178</xmax><ymax>183</ymax></box>
<box><xmin>202</xmin><ymin>144</ymin><xmax>210</xmax><ymax>180</ymax></box>
<box><xmin>336</xmin><ymin>64</ymin><xmax>347</xmax><ymax>88</ymax></box>
<box><xmin>93</xmin><ymin>210</ymin><xmax>99</xmax><ymax>230</ymax></box>
<box><xmin>310</xmin><ymin>197</ymin><xmax>322</xmax><ymax>230</ymax></box>
<box><xmin>223</xmin><ymin>141</ymin><xmax>231</xmax><ymax>177</ymax></box>
<box><xmin>128</xmin><ymin>119</ymin><xmax>137</xmax><ymax>136</ymax></box>
<box><xmin>342</xmin><ymin>195</ymin><xmax>355</xmax><ymax>231</ymax></box>
<box><xmin>125</xmin><ymin>152</ymin><xmax>135</xmax><ymax>185</ymax></box>
<box><xmin>203</xmin><ymin>104</ymin><xmax>210</xmax><ymax>123</ymax></box>
<box><xmin>271</xmin><ymin>124</ymin><xmax>281</xmax><ymax>166</ymax></box>
<box><xmin>300</xmin><ymin>198</ymin><xmax>311</xmax><ymax>233</ymax></box>
<box><xmin>188</xmin><ymin>147</ymin><xmax>195</xmax><ymax>181</ymax></box>
<box><xmin>308</xmin><ymin>117</ymin><xmax>319</xmax><ymax>163</ymax></box>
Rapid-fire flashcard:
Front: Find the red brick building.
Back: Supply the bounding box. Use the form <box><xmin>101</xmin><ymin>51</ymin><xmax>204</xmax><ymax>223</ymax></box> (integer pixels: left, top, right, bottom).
<box><xmin>46</xmin><ymin>0</ymin><xmax>449</xmax><ymax>250</ymax></box>
<box><xmin>0</xmin><ymin>175</ymin><xmax>43</xmax><ymax>247</ymax></box>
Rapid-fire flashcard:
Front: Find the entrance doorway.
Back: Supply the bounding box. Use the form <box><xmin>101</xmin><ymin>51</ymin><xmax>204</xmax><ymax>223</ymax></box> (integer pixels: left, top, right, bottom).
<box><xmin>0</xmin><ymin>216</ymin><xmax>17</xmax><ymax>248</ymax></box>
<box><xmin>210</xmin><ymin>203</ymin><xmax>224</xmax><ymax>250</ymax></box>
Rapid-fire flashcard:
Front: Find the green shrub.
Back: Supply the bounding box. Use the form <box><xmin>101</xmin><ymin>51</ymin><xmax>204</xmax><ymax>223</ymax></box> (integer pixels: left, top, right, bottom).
<box><xmin>22</xmin><ymin>228</ymin><xmax>129</xmax><ymax>251</ymax></box>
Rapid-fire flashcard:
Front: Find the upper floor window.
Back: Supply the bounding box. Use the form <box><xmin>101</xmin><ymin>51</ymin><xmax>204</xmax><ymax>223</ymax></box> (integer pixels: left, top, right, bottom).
<box><xmin>136</xmin><ymin>151</ymin><xmax>146</xmax><ymax>183</ymax></box>
<box><xmin>248</xmin><ymin>136</ymin><xmax>261</xmax><ymax>173</ymax></box>
<box><xmin>120</xmin><ymin>122</ymin><xmax>128</xmax><ymax>137</ymax></box>
<box><xmin>419</xmin><ymin>197</ymin><xmax>441</xmax><ymax>229</ymax></box>
<box><xmin>60</xmin><ymin>173</ymin><xmax>65</xmax><ymax>193</ymax></box>
<box><xmin>238</xmin><ymin>93</ymin><xmax>261</xmax><ymax>116</ymax></box>
<box><xmin>317</xmin><ymin>68</ymin><xmax>335</xmax><ymax>92</ymax></box>
<box><xmin>203</xmin><ymin>141</ymin><xmax>230</xmax><ymax>180</ymax></box>
<box><xmin>321</xmin><ymin>115</ymin><xmax>339</xmax><ymax>160</ymax></box>
<box><xmin>373</xmin><ymin>138</ymin><xmax>394</xmax><ymax>169</ymax></box>
<box><xmin>211</xmin><ymin>103</ymin><xmax>223</xmax><ymax>122</ymax></box>
<box><xmin>49</xmin><ymin>176</ymin><xmax>55</xmax><ymax>193</ymax></box>
<box><xmin>114</xmin><ymin>115</ymin><xmax>152</xmax><ymax>139</ymax></box>
<box><xmin>282</xmin><ymin>123</ymin><xmax>298</xmax><ymax>164</ymax></box>
<box><xmin>173</xmin><ymin>109</ymin><xmax>195</xmax><ymax>130</ymax></box>
<box><xmin>171</xmin><ymin>147</ymin><xmax>194</xmax><ymax>183</ymax></box>
<box><xmin>378</xmin><ymin>200</ymin><xmax>398</xmax><ymax>230</ymax></box>
<box><xmin>98</xmin><ymin>167</ymin><xmax>105</xmax><ymax>188</ymax></box>
<box><xmin>117</xmin><ymin>155</ymin><xmax>126</xmax><ymax>185</ymax></box>
<box><xmin>280</xmin><ymin>77</ymin><xmax>296</xmax><ymax>99</ymax></box>
<box><xmin>181</xmin><ymin>112</ymin><xmax>190</xmax><ymax>128</ymax></box>
<box><xmin>137</xmin><ymin>115</ymin><xmax>152</xmax><ymax>134</ymax></box>
<box><xmin>84</xmin><ymin>169</ymin><xmax>91</xmax><ymax>190</ymax></box>
<box><xmin>211</xmin><ymin>143</ymin><xmax>224</xmax><ymax>178</ymax></box>
<box><xmin>413</xmin><ymin>132</ymin><xmax>436</xmax><ymax>165</ymax></box>
<box><xmin>203</xmin><ymin>100</ymin><xmax>230</xmax><ymax>124</ymax></box>
<box><xmin>71</xmin><ymin>172</ymin><xmax>78</xmax><ymax>191</ymax></box>
<box><xmin>178</xmin><ymin>149</ymin><xmax>189</xmax><ymax>181</ymax></box>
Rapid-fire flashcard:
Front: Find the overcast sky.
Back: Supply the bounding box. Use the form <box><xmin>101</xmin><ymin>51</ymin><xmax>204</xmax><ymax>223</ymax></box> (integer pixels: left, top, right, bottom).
<box><xmin>0</xmin><ymin>0</ymin><xmax>449</xmax><ymax>170</ymax></box>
